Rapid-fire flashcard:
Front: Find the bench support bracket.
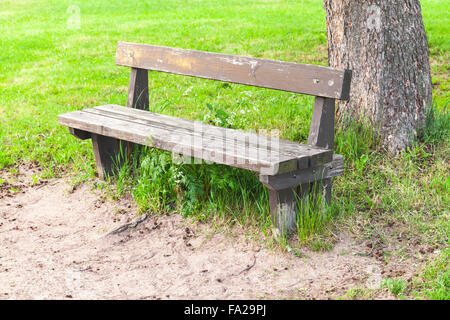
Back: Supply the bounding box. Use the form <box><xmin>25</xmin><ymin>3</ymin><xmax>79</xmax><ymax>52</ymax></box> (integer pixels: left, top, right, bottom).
<box><xmin>307</xmin><ymin>96</ymin><xmax>336</xmax><ymax>203</ymax></box>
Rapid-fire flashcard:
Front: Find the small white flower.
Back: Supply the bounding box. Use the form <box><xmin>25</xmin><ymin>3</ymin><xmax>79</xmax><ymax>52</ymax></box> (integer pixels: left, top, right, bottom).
<box><xmin>183</xmin><ymin>87</ymin><xmax>193</xmax><ymax>96</ymax></box>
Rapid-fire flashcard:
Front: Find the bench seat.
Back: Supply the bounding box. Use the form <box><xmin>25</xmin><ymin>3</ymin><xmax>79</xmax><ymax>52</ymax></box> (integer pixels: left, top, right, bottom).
<box><xmin>58</xmin><ymin>104</ymin><xmax>336</xmax><ymax>176</ymax></box>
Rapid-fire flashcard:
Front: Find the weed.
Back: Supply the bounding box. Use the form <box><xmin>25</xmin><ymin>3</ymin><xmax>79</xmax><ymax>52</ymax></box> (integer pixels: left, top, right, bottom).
<box><xmin>382</xmin><ymin>278</ymin><xmax>408</xmax><ymax>297</ymax></box>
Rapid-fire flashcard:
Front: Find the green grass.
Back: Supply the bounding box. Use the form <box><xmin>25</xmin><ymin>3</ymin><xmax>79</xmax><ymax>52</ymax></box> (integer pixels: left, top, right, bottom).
<box><xmin>382</xmin><ymin>278</ymin><xmax>408</xmax><ymax>297</ymax></box>
<box><xmin>411</xmin><ymin>248</ymin><xmax>450</xmax><ymax>300</ymax></box>
<box><xmin>0</xmin><ymin>0</ymin><xmax>449</xmax><ymax>300</ymax></box>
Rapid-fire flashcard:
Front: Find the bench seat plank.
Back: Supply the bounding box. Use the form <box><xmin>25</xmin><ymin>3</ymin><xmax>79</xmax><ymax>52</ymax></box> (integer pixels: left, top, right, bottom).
<box><xmin>58</xmin><ymin>105</ymin><xmax>332</xmax><ymax>175</ymax></box>
<box><xmin>92</xmin><ymin>105</ymin><xmax>331</xmax><ymax>167</ymax></box>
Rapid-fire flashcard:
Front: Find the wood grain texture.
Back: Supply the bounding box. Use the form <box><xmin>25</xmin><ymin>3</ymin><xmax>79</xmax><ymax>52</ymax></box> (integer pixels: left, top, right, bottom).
<box><xmin>267</xmin><ymin>187</ymin><xmax>297</xmax><ymax>236</ymax></box>
<box><xmin>116</xmin><ymin>42</ymin><xmax>352</xmax><ymax>100</ymax></box>
<box><xmin>58</xmin><ymin>104</ymin><xmax>333</xmax><ymax>175</ymax></box>
<box><xmin>93</xmin><ymin>104</ymin><xmax>332</xmax><ymax>167</ymax></box>
<box><xmin>259</xmin><ymin>155</ymin><xmax>344</xmax><ymax>190</ymax></box>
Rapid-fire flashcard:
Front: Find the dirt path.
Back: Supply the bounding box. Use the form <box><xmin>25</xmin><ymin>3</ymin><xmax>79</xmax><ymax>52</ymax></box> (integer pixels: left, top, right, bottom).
<box><xmin>0</xmin><ymin>168</ymin><xmax>394</xmax><ymax>300</ymax></box>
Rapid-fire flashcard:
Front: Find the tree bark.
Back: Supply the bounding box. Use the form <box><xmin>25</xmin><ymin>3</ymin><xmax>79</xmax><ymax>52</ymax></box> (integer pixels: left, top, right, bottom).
<box><xmin>324</xmin><ymin>0</ymin><xmax>432</xmax><ymax>153</ymax></box>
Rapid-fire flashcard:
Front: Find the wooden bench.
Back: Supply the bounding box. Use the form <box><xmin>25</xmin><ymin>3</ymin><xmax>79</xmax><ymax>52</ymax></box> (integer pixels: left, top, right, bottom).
<box><xmin>58</xmin><ymin>41</ymin><xmax>352</xmax><ymax>235</ymax></box>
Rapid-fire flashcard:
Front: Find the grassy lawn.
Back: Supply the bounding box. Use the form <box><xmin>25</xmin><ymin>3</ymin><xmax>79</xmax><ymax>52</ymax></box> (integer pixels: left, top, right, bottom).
<box><xmin>0</xmin><ymin>0</ymin><xmax>448</xmax><ymax>299</ymax></box>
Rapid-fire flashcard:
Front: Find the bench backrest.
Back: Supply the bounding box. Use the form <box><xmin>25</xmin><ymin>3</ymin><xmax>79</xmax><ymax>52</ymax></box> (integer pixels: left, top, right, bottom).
<box><xmin>115</xmin><ymin>41</ymin><xmax>352</xmax><ymax>152</ymax></box>
<box><xmin>116</xmin><ymin>42</ymin><xmax>351</xmax><ymax>100</ymax></box>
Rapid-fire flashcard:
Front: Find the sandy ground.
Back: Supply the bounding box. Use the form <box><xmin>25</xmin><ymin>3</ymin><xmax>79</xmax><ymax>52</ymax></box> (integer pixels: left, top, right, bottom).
<box><xmin>0</xmin><ymin>167</ymin><xmax>397</xmax><ymax>300</ymax></box>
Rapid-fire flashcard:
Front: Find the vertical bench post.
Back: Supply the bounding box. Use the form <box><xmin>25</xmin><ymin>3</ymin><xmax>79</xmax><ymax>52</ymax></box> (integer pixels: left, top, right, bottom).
<box><xmin>92</xmin><ymin>68</ymin><xmax>149</xmax><ymax>180</ymax></box>
<box><xmin>124</xmin><ymin>67</ymin><xmax>149</xmax><ymax>159</ymax></box>
<box><xmin>307</xmin><ymin>97</ymin><xmax>336</xmax><ymax>204</ymax></box>
<box><xmin>127</xmin><ymin>68</ymin><xmax>149</xmax><ymax>110</ymax></box>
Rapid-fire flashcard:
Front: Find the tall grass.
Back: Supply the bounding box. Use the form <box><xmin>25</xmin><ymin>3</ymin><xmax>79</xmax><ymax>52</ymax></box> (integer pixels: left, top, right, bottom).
<box><xmin>110</xmin><ymin>144</ymin><xmax>272</xmax><ymax>229</ymax></box>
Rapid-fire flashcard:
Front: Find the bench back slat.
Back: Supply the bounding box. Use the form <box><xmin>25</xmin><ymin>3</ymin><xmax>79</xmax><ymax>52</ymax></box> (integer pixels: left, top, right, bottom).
<box><xmin>116</xmin><ymin>42</ymin><xmax>351</xmax><ymax>100</ymax></box>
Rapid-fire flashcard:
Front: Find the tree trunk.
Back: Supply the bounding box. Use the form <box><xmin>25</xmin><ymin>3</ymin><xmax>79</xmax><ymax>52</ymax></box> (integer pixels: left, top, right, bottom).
<box><xmin>324</xmin><ymin>0</ymin><xmax>432</xmax><ymax>153</ymax></box>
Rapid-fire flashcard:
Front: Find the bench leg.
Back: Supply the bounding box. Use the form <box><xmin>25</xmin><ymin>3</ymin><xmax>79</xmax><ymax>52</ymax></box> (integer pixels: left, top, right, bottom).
<box><xmin>91</xmin><ymin>134</ymin><xmax>120</xmax><ymax>180</ymax></box>
<box><xmin>267</xmin><ymin>186</ymin><xmax>297</xmax><ymax>236</ymax></box>
<box><xmin>260</xmin><ymin>157</ymin><xmax>344</xmax><ymax>237</ymax></box>
<box><xmin>264</xmin><ymin>179</ymin><xmax>332</xmax><ymax>237</ymax></box>
<box><xmin>264</xmin><ymin>181</ymin><xmax>312</xmax><ymax>237</ymax></box>
<box><xmin>307</xmin><ymin>177</ymin><xmax>333</xmax><ymax>211</ymax></box>
<box><xmin>68</xmin><ymin>128</ymin><xmax>135</xmax><ymax>180</ymax></box>
<box><xmin>321</xmin><ymin>177</ymin><xmax>333</xmax><ymax>205</ymax></box>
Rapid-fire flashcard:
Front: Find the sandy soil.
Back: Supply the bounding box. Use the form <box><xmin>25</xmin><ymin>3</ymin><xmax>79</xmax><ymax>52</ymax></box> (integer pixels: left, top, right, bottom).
<box><xmin>0</xmin><ymin>167</ymin><xmax>398</xmax><ymax>300</ymax></box>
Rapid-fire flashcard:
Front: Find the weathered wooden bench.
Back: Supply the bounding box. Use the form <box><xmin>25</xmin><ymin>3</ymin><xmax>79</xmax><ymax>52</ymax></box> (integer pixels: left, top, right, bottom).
<box><xmin>58</xmin><ymin>42</ymin><xmax>352</xmax><ymax>235</ymax></box>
